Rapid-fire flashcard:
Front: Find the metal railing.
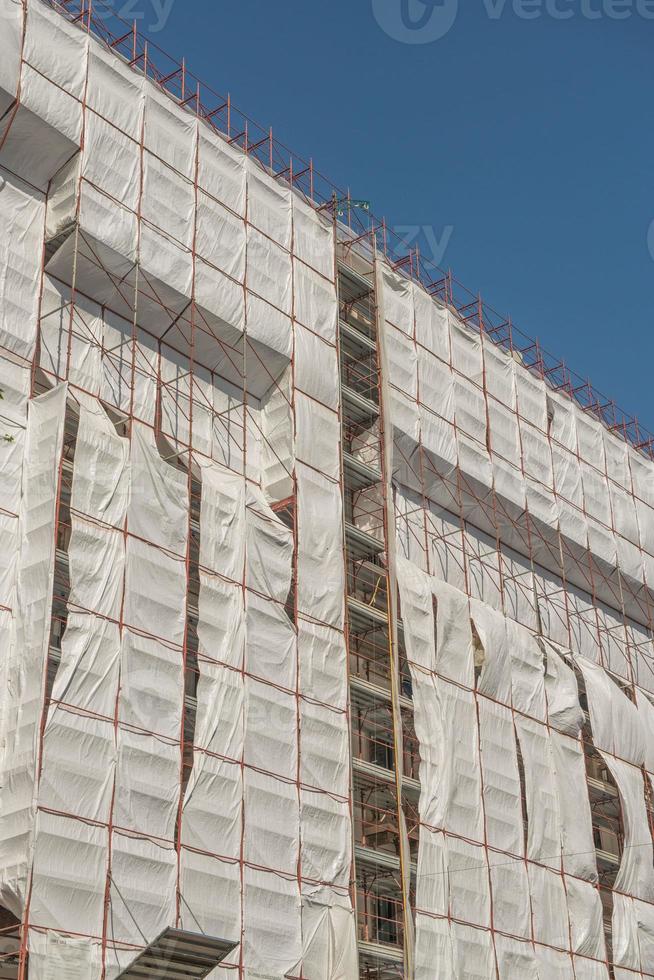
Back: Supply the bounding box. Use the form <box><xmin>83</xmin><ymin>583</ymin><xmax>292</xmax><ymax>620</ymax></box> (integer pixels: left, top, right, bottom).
<box><xmin>44</xmin><ymin>0</ymin><xmax>654</xmax><ymax>461</ymax></box>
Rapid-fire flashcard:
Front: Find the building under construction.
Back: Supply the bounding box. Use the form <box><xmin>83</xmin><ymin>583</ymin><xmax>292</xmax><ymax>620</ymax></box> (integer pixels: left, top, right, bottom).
<box><xmin>1</xmin><ymin>1</ymin><xmax>654</xmax><ymax>977</ymax></box>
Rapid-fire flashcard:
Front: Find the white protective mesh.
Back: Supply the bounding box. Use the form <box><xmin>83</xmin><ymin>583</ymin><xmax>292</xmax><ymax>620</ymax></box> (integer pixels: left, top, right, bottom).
<box><xmin>1</xmin><ymin>3</ymin><xmax>654</xmax><ymax>977</ymax></box>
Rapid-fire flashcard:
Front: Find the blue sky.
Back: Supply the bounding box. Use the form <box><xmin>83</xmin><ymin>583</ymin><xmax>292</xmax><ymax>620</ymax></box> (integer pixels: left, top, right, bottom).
<box><xmin>146</xmin><ymin>0</ymin><xmax>653</xmax><ymax>432</ymax></box>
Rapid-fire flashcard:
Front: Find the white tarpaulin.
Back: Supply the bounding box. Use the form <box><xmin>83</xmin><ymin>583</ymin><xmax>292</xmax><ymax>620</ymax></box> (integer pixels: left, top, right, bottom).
<box><xmin>30</xmin><ymin>401</ymin><xmax>128</xmax><ymax>974</ymax></box>
<box><xmin>577</xmin><ymin>656</ymin><xmax>646</xmax><ymax>765</ymax></box>
<box><xmin>293</xmin><ymin>278</ymin><xmax>356</xmax><ymax>967</ymax></box>
<box><xmin>179</xmin><ymin>443</ymin><xmax>355</xmax><ymax>972</ymax></box>
<box><xmin>0</xmin><ymin>384</ymin><xmax>66</xmax><ymax>919</ymax></box>
<box><xmin>0</xmin><ymin>351</ymin><xmax>30</xmax><ymax>724</ymax></box>
<box><xmin>104</xmin><ymin>422</ymin><xmax>188</xmax><ymax>972</ymax></box>
<box><xmin>5</xmin><ymin>6</ymin><xmax>654</xmax><ymax>975</ymax></box>
<box><xmin>0</xmin><ymin>0</ymin><xmax>22</xmax><ymax>114</ymax></box>
<box><xmin>398</xmin><ymin>556</ymin><xmax>608</xmax><ymax>975</ymax></box>
<box><xmin>0</xmin><ymin>171</ymin><xmax>46</xmax><ymax>360</ymax></box>
<box><xmin>399</xmin><ymin>561</ymin><xmax>487</xmax><ymax>971</ymax></box>
<box><xmin>296</xmin><ymin>463</ymin><xmax>344</xmax><ymax>627</ymax></box>
<box><xmin>1</xmin><ymin>2</ymin><xmax>85</xmax><ymax>188</ymax></box>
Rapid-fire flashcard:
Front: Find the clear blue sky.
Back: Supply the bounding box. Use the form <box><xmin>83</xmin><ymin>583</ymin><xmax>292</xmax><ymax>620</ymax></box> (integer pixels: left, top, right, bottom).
<box><xmin>149</xmin><ymin>0</ymin><xmax>653</xmax><ymax>431</ymax></box>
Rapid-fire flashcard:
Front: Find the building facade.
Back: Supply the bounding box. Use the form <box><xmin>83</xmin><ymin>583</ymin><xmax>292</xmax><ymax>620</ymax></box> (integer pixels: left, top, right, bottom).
<box><xmin>1</xmin><ymin>2</ymin><xmax>654</xmax><ymax>978</ymax></box>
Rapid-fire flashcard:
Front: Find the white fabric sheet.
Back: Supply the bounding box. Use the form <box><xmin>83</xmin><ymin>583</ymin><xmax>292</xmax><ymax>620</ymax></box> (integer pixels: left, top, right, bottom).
<box><xmin>0</xmin><ymin>384</ymin><xmax>66</xmax><ymax>918</ymax></box>
<box><xmin>0</xmin><ymin>172</ymin><xmax>46</xmax><ymax>360</ymax></box>
<box><xmin>296</xmin><ymin>463</ymin><xmax>344</xmax><ymax>627</ymax></box>
<box><xmin>0</xmin><ymin>0</ymin><xmax>22</xmax><ymax>111</ymax></box>
<box><xmin>34</xmin><ymin>401</ymin><xmax>127</xmax><ymax>938</ymax></box>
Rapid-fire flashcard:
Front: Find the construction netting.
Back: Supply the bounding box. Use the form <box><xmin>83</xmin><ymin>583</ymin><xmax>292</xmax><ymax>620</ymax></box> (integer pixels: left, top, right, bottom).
<box><xmin>381</xmin><ymin>259</ymin><xmax>654</xmax><ymax>978</ymax></box>
<box><xmin>0</xmin><ymin>1</ymin><xmax>356</xmax><ymax>976</ymax></box>
<box><xmin>0</xmin><ymin>1</ymin><xmax>654</xmax><ymax>978</ymax></box>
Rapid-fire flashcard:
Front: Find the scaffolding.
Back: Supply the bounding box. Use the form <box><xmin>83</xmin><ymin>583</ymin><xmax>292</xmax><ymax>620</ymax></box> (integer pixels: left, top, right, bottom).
<box><xmin>1</xmin><ymin>1</ymin><xmax>654</xmax><ymax>979</ymax></box>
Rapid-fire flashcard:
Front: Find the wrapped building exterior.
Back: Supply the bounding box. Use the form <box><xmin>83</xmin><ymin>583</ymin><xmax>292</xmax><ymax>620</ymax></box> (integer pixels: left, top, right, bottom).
<box><xmin>0</xmin><ymin>1</ymin><xmax>653</xmax><ymax>977</ymax></box>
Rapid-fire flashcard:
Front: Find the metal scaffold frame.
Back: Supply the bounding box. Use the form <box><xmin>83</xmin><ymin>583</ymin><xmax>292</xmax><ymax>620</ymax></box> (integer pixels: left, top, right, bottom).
<box><xmin>0</xmin><ymin>2</ymin><xmax>358</xmax><ymax>974</ymax></box>
<box><xmin>36</xmin><ymin>0</ymin><xmax>654</xmax><ymax>466</ymax></box>
<box><xmin>1</xmin><ymin>2</ymin><xmax>654</xmax><ymax>979</ymax></box>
